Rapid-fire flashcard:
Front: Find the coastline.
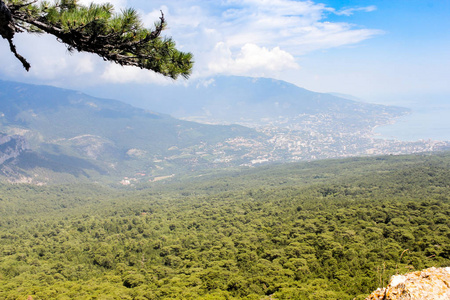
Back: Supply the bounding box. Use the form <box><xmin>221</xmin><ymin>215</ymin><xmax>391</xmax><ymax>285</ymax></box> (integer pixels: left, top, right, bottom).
<box><xmin>373</xmin><ymin>108</ymin><xmax>450</xmax><ymax>142</ymax></box>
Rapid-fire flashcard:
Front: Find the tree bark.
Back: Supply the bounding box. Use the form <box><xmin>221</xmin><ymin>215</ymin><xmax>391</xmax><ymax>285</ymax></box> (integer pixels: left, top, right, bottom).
<box><xmin>0</xmin><ymin>0</ymin><xmax>31</xmax><ymax>70</ymax></box>
<box><xmin>0</xmin><ymin>0</ymin><xmax>14</xmax><ymax>40</ymax></box>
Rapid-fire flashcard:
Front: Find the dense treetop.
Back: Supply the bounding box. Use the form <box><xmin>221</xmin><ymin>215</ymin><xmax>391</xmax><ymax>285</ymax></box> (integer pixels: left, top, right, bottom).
<box><xmin>0</xmin><ymin>153</ymin><xmax>449</xmax><ymax>299</ymax></box>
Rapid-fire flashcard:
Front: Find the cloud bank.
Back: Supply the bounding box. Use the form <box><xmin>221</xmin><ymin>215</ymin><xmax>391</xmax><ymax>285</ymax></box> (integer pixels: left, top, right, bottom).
<box><xmin>0</xmin><ymin>0</ymin><xmax>381</xmax><ymax>86</ymax></box>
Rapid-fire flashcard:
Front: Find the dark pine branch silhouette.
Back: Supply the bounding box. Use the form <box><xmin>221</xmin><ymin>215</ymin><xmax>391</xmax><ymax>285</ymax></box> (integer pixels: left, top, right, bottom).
<box><xmin>0</xmin><ymin>0</ymin><xmax>193</xmax><ymax>79</ymax></box>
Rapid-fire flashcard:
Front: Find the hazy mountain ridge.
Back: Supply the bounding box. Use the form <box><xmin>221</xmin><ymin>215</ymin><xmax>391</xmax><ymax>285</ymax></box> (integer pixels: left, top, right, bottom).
<box><xmin>0</xmin><ymin>78</ymin><xmax>448</xmax><ymax>184</ymax></box>
<box><xmin>105</xmin><ymin>76</ymin><xmax>447</xmax><ymax>168</ymax></box>
<box><xmin>0</xmin><ymin>80</ymin><xmax>264</xmax><ymax>183</ymax></box>
<box><xmin>182</xmin><ymin>76</ymin><xmax>408</xmax><ymax>126</ymax></box>
<box><xmin>91</xmin><ymin>76</ymin><xmax>408</xmax><ymax>128</ymax></box>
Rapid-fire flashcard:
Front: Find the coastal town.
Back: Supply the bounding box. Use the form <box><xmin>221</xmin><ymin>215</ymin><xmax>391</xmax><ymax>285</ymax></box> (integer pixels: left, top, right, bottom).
<box><xmin>122</xmin><ymin>112</ymin><xmax>449</xmax><ymax>184</ymax></box>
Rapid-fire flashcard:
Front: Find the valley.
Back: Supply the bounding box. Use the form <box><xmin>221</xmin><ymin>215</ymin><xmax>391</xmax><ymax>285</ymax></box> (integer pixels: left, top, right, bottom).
<box><xmin>0</xmin><ymin>78</ymin><xmax>448</xmax><ymax>185</ymax></box>
<box><xmin>0</xmin><ymin>79</ymin><xmax>448</xmax><ymax>299</ymax></box>
<box><xmin>0</xmin><ymin>152</ymin><xmax>449</xmax><ymax>299</ymax></box>
<box><xmin>0</xmin><ymin>1</ymin><xmax>448</xmax><ymax>299</ymax></box>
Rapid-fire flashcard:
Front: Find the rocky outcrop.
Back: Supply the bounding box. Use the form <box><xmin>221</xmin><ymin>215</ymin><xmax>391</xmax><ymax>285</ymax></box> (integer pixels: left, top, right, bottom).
<box><xmin>365</xmin><ymin>267</ymin><xmax>450</xmax><ymax>300</ymax></box>
<box><xmin>0</xmin><ymin>132</ymin><xmax>28</xmax><ymax>164</ymax></box>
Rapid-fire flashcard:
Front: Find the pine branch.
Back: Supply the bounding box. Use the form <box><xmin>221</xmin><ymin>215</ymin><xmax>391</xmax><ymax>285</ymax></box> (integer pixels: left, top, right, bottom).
<box><xmin>1</xmin><ymin>0</ymin><xmax>193</xmax><ymax>78</ymax></box>
<box><xmin>0</xmin><ymin>0</ymin><xmax>31</xmax><ymax>70</ymax></box>
<box><xmin>7</xmin><ymin>32</ymin><xmax>31</xmax><ymax>70</ymax></box>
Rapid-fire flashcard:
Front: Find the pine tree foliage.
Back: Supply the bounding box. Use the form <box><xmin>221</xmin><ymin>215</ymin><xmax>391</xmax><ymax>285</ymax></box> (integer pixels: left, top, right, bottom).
<box><xmin>0</xmin><ymin>153</ymin><xmax>449</xmax><ymax>299</ymax></box>
<box><xmin>0</xmin><ymin>0</ymin><xmax>193</xmax><ymax>78</ymax></box>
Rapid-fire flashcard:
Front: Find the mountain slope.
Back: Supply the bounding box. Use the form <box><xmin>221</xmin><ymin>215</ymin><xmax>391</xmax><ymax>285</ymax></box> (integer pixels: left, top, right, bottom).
<box><xmin>85</xmin><ymin>76</ymin><xmax>408</xmax><ymax>128</ymax></box>
<box><xmin>1</xmin><ymin>78</ymin><xmax>447</xmax><ymax>185</ymax></box>
<box><xmin>83</xmin><ymin>76</ymin><xmax>450</xmax><ymax>165</ymax></box>
<box><xmin>0</xmin><ymin>152</ymin><xmax>449</xmax><ymax>299</ymax></box>
<box><xmin>0</xmin><ymin>80</ymin><xmax>261</xmax><ymax>183</ymax></box>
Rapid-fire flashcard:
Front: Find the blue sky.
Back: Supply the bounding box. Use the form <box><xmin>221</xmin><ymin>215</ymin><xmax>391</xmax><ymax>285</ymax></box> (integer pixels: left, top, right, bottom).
<box><xmin>1</xmin><ymin>0</ymin><xmax>449</xmax><ymax>105</ymax></box>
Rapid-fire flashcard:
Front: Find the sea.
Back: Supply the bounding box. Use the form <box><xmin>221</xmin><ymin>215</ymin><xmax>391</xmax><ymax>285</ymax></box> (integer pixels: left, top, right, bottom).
<box><xmin>374</xmin><ymin>97</ymin><xmax>450</xmax><ymax>142</ymax></box>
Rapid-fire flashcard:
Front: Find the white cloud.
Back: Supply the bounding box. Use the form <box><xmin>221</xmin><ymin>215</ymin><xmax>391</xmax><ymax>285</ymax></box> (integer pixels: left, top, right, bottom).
<box><xmin>0</xmin><ymin>0</ymin><xmax>381</xmax><ymax>86</ymax></box>
<box><xmin>10</xmin><ymin>34</ymin><xmax>70</xmax><ymax>80</ymax></box>
<box><xmin>280</xmin><ymin>22</ymin><xmax>383</xmax><ymax>53</ymax></box>
<box><xmin>100</xmin><ymin>63</ymin><xmax>174</xmax><ymax>85</ymax></box>
<box><xmin>335</xmin><ymin>5</ymin><xmax>377</xmax><ymax>16</ymax></box>
<box><xmin>74</xmin><ymin>55</ymin><xmax>95</xmax><ymax>75</ymax></box>
<box><xmin>213</xmin><ymin>2</ymin><xmax>381</xmax><ymax>54</ymax></box>
<box><xmin>196</xmin><ymin>78</ymin><xmax>215</xmax><ymax>89</ymax></box>
<box><xmin>209</xmin><ymin>43</ymin><xmax>299</xmax><ymax>76</ymax></box>
<box><xmin>152</xmin><ymin>0</ymin><xmax>381</xmax><ymax>78</ymax></box>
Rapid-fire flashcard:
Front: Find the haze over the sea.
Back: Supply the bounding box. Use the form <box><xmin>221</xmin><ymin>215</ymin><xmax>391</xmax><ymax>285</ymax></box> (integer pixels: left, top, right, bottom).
<box><xmin>375</xmin><ymin>96</ymin><xmax>450</xmax><ymax>142</ymax></box>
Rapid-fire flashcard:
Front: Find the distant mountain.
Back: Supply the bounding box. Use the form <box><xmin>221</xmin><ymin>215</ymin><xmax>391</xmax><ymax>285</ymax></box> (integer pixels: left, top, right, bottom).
<box><xmin>85</xmin><ymin>76</ymin><xmax>408</xmax><ymax>128</ymax></box>
<box><xmin>0</xmin><ymin>80</ymin><xmax>261</xmax><ymax>184</ymax></box>
<box><xmin>327</xmin><ymin>92</ymin><xmax>362</xmax><ymax>102</ymax></box>
<box><xmin>1</xmin><ymin>78</ymin><xmax>447</xmax><ymax>185</ymax></box>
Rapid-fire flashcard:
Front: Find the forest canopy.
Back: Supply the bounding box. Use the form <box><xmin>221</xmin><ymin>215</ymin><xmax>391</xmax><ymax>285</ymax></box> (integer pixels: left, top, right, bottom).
<box><xmin>0</xmin><ymin>153</ymin><xmax>449</xmax><ymax>299</ymax></box>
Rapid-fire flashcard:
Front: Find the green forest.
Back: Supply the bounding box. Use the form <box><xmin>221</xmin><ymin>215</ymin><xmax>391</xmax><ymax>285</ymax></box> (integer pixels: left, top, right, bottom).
<box><xmin>0</xmin><ymin>152</ymin><xmax>449</xmax><ymax>299</ymax></box>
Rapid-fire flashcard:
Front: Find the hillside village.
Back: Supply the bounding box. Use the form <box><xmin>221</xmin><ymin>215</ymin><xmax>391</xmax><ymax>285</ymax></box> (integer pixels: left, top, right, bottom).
<box><xmin>121</xmin><ymin>113</ymin><xmax>449</xmax><ymax>184</ymax></box>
